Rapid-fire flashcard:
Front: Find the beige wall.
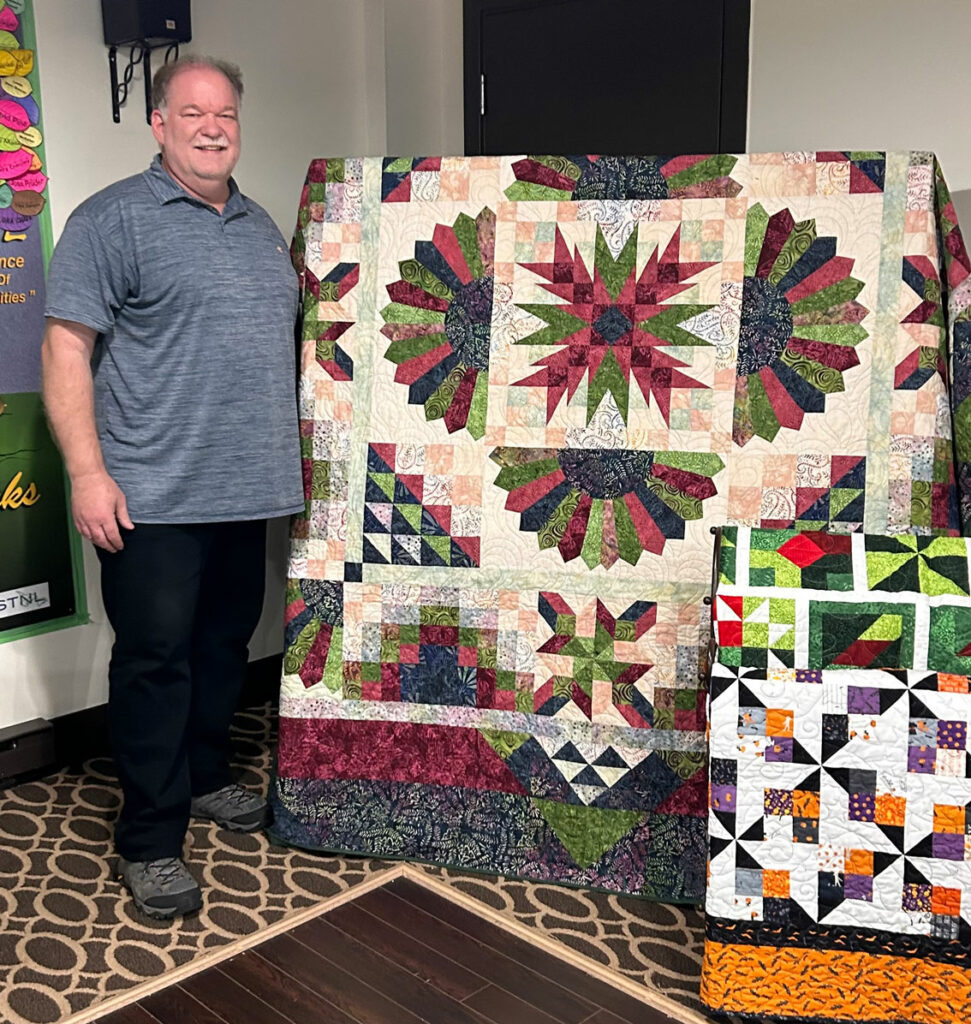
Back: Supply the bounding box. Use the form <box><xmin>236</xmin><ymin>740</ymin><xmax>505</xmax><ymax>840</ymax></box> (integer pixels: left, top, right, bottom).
<box><xmin>748</xmin><ymin>0</ymin><xmax>971</xmax><ymax>223</ymax></box>
<box><xmin>2</xmin><ymin>0</ymin><xmax>464</xmax><ymax>729</ymax></box>
<box><xmin>385</xmin><ymin>0</ymin><xmax>464</xmax><ymax>156</ymax></box>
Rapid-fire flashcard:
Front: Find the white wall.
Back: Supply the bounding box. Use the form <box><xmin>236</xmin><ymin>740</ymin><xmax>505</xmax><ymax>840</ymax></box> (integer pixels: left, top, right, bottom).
<box><xmin>191</xmin><ymin>0</ymin><xmax>390</xmax><ymax>234</ymax></box>
<box><xmin>385</xmin><ymin>0</ymin><xmax>464</xmax><ymax>156</ymax></box>
<box><xmin>2</xmin><ymin>0</ymin><xmax>464</xmax><ymax>729</ymax></box>
<box><xmin>748</xmin><ymin>0</ymin><xmax>971</xmax><ymax>223</ymax></box>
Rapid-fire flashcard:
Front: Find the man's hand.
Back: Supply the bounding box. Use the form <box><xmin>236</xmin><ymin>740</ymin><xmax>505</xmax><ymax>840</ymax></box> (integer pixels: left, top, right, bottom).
<box><xmin>70</xmin><ymin>470</ymin><xmax>134</xmax><ymax>552</ymax></box>
<box><xmin>42</xmin><ymin>318</ymin><xmax>136</xmax><ymax>552</ymax></box>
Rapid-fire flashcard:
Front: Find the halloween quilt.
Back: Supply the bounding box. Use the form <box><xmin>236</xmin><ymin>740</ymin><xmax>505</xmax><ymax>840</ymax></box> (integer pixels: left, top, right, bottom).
<box><xmin>272</xmin><ymin>153</ymin><xmax>971</xmax><ymax>902</ymax></box>
<box><xmin>704</xmin><ymin>527</ymin><xmax>971</xmax><ymax>1021</ymax></box>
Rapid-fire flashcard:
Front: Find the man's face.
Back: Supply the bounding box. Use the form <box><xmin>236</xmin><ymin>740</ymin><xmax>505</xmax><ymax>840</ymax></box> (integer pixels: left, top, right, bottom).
<box><xmin>151</xmin><ymin>66</ymin><xmax>240</xmax><ymax>200</ymax></box>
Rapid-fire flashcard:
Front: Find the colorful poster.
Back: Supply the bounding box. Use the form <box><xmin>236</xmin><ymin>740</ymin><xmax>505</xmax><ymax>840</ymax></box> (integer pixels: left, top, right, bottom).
<box><xmin>0</xmin><ymin>0</ymin><xmax>85</xmax><ymax>642</ymax></box>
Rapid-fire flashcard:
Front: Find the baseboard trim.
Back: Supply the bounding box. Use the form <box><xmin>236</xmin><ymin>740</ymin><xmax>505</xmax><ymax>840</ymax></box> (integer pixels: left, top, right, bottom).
<box><xmin>50</xmin><ymin>653</ymin><xmax>282</xmax><ymax>770</ymax></box>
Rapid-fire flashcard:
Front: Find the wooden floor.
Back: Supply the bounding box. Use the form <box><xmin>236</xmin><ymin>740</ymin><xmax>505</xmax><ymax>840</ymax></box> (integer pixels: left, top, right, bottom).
<box><xmin>97</xmin><ymin>877</ymin><xmax>682</xmax><ymax>1024</ymax></box>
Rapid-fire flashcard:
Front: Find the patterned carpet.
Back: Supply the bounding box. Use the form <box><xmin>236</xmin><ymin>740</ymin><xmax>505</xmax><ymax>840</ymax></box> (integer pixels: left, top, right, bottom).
<box><xmin>0</xmin><ymin>704</ymin><xmax>717</xmax><ymax>1024</ymax></box>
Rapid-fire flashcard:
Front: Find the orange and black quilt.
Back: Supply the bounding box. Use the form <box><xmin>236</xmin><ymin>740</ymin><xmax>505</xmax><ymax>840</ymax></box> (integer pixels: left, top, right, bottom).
<box><xmin>703</xmin><ymin>527</ymin><xmax>971</xmax><ymax>1021</ymax></box>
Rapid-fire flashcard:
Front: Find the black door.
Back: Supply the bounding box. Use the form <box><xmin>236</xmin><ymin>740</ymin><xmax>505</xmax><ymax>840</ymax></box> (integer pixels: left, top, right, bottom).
<box><xmin>464</xmin><ymin>0</ymin><xmax>749</xmax><ymax>155</ymax></box>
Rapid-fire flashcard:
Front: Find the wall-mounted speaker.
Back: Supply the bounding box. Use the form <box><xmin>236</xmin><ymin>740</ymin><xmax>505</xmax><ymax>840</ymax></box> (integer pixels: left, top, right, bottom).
<box><xmin>101</xmin><ymin>0</ymin><xmax>191</xmax><ymax>47</ymax></box>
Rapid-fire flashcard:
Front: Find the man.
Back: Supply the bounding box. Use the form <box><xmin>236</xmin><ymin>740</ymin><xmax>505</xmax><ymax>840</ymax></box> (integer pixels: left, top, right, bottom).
<box><xmin>41</xmin><ymin>56</ymin><xmax>303</xmax><ymax>919</ymax></box>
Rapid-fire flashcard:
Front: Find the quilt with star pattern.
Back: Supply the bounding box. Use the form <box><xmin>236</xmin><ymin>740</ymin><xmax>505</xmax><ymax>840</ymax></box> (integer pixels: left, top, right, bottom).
<box><xmin>703</xmin><ymin>526</ymin><xmax>971</xmax><ymax>1020</ymax></box>
<box><xmin>271</xmin><ymin>153</ymin><xmax>971</xmax><ymax>902</ymax></box>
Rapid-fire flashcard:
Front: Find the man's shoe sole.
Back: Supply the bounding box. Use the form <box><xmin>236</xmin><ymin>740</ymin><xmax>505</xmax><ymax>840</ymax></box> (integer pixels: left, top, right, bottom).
<box><xmin>132</xmin><ymin>887</ymin><xmax>203</xmax><ymax>920</ymax></box>
<box><xmin>193</xmin><ymin>807</ymin><xmax>272</xmax><ymax>833</ymax></box>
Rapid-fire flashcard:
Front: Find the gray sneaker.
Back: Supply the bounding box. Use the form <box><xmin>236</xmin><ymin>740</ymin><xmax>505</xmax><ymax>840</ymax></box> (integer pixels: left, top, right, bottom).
<box><xmin>116</xmin><ymin>857</ymin><xmax>202</xmax><ymax>919</ymax></box>
<box><xmin>190</xmin><ymin>783</ymin><xmax>271</xmax><ymax>832</ymax></box>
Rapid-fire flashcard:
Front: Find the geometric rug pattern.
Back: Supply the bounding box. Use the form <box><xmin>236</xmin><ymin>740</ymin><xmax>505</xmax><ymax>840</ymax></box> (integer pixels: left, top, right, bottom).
<box><xmin>0</xmin><ymin>707</ymin><xmax>393</xmax><ymax>1024</ymax></box>
<box><xmin>0</xmin><ymin>706</ymin><xmax>723</xmax><ymax>1024</ymax></box>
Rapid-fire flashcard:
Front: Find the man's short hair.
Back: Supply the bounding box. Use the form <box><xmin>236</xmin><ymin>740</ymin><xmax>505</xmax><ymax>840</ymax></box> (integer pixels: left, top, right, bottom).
<box><xmin>151</xmin><ymin>56</ymin><xmax>243</xmax><ymax>112</ymax></box>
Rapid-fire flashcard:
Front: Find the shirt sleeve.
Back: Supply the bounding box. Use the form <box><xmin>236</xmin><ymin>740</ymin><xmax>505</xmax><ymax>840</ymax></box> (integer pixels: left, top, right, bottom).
<box><xmin>44</xmin><ymin>209</ymin><xmax>134</xmax><ymax>333</ymax></box>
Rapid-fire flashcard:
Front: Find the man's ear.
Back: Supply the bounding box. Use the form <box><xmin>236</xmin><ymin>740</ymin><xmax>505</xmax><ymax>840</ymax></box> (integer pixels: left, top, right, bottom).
<box><xmin>150</xmin><ymin>109</ymin><xmax>165</xmax><ymax>148</ymax></box>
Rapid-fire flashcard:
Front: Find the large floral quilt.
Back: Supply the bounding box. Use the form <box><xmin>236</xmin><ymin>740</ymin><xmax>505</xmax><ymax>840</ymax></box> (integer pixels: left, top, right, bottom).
<box><xmin>271</xmin><ymin>153</ymin><xmax>971</xmax><ymax>902</ymax></box>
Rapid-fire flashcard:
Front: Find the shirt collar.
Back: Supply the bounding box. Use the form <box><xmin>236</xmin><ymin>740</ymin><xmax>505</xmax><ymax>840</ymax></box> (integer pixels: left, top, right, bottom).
<box><xmin>143</xmin><ymin>153</ymin><xmax>247</xmax><ymax>217</ymax></box>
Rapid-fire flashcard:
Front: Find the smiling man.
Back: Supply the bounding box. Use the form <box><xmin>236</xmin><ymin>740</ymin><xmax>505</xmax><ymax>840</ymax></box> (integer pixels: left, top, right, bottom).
<box><xmin>40</xmin><ymin>57</ymin><xmax>303</xmax><ymax>919</ymax></box>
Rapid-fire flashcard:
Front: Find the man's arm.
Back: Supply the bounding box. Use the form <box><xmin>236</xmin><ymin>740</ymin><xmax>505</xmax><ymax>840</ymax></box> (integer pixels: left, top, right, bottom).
<box><xmin>41</xmin><ymin>317</ymin><xmax>133</xmax><ymax>552</ymax></box>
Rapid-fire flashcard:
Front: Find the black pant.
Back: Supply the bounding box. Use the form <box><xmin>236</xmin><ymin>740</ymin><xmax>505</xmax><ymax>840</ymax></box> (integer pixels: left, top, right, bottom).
<box><xmin>97</xmin><ymin>520</ymin><xmax>267</xmax><ymax>861</ymax></box>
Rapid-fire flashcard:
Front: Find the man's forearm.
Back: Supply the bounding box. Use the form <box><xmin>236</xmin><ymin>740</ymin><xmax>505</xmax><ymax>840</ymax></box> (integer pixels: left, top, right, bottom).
<box><xmin>40</xmin><ymin>320</ymin><xmax>104</xmax><ymax>481</ymax></box>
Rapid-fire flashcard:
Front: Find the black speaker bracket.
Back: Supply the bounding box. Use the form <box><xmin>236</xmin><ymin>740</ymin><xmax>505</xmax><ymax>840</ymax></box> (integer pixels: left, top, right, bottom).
<box><xmin>109</xmin><ymin>40</ymin><xmax>180</xmax><ymax>125</ymax></box>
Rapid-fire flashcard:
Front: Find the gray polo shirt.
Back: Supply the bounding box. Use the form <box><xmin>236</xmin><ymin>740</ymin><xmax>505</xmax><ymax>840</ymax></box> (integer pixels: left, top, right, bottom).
<box><xmin>45</xmin><ymin>155</ymin><xmax>303</xmax><ymax>523</ymax></box>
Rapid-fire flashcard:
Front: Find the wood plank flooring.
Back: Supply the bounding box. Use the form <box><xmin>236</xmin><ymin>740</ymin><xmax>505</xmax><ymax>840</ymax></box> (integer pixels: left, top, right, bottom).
<box><xmin>96</xmin><ymin>877</ymin><xmax>686</xmax><ymax>1024</ymax></box>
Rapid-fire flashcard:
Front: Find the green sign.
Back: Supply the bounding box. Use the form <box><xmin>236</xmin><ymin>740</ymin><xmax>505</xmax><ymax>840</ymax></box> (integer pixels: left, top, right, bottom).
<box><xmin>0</xmin><ymin>0</ymin><xmax>86</xmax><ymax>642</ymax></box>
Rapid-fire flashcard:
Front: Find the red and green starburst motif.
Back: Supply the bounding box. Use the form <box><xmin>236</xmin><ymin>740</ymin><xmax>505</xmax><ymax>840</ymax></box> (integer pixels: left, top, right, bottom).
<box><xmin>734</xmin><ymin>203</ymin><xmax>869</xmax><ymax>446</ymax></box>
<box><xmin>514</xmin><ymin>224</ymin><xmax>715</xmax><ymax>425</ymax></box>
<box><xmin>490</xmin><ymin>446</ymin><xmax>724</xmax><ymax>568</ymax></box>
<box><xmin>536</xmin><ymin>592</ymin><xmax>656</xmax><ymax>728</ymax></box>
<box><xmin>380</xmin><ymin>207</ymin><xmax>495</xmax><ymax>439</ymax></box>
